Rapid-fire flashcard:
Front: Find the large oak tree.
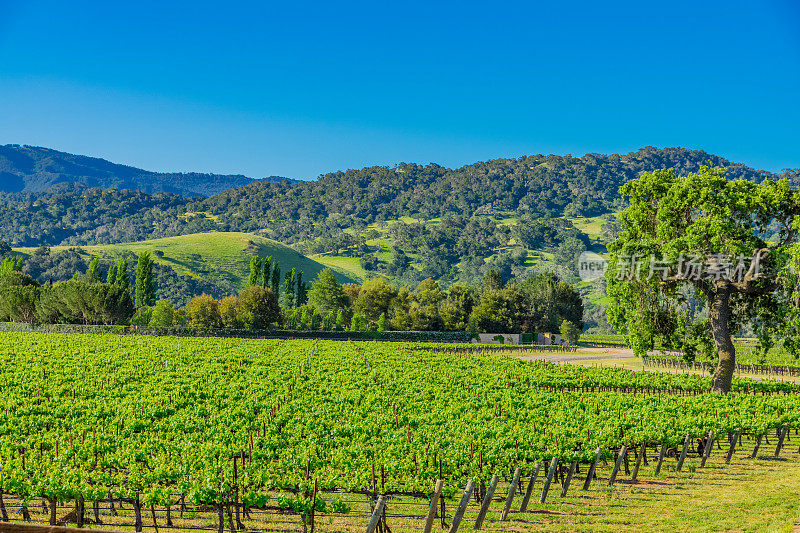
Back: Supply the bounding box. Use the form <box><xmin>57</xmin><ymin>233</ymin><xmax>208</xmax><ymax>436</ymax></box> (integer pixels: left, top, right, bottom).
<box><xmin>607</xmin><ymin>166</ymin><xmax>800</xmax><ymax>393</ymax></box>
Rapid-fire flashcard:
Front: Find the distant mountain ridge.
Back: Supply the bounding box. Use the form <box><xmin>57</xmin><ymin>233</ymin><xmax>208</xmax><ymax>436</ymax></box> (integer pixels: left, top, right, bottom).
<box><xmin>0</xmin><ymin>145</ymin><xmax>794</xmax><ymax>249</ymax></box>
<box><xmin>0</xmin><ymin>144</ymin><xmax>292</xmax><ymax>197</ymax></box>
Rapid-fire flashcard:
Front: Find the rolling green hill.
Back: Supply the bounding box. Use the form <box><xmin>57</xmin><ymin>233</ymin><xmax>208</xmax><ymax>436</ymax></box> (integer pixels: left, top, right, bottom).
<box><xmin>15</xmin><ymin>232</ymin><xmax>356</xmax><ymax>305</ymax></box>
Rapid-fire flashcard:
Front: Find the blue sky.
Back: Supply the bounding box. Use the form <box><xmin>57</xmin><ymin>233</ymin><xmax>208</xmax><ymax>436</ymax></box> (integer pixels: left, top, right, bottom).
<box><xmin>1</xmin><ymin>0</ymin><xmax>798</xmax><ymax>179</ymax></box>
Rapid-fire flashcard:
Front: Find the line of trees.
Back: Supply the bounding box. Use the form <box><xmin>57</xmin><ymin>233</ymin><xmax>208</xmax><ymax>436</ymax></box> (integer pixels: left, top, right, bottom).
<box><xmin>0</xmin><ymin>252</ymin><xmax>157</xmax><ymax>325</ymax></box>
<box><xmin>0</xmin><ymin>249</ymin><xmax>583</xmax><ymax>335</ymax></box>
<box><xmin>177</xmin><ymin>264</ymin><xmax>583</xmax><ymax>334</ymax></box>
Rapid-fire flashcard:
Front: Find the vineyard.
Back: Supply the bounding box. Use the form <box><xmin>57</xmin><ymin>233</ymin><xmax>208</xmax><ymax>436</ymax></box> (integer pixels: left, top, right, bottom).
<box><xmin>1</xmin><ymin>333</ymin><xmax>799</xmax><ymax>532</ymax></box>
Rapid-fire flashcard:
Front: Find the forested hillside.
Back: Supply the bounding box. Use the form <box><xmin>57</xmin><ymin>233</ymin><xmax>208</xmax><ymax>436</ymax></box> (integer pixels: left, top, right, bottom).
<box><xmin>0</xmin><ymin>146</ymin><xmax>781</xmax><ymax>247</ymax></box>
<box><xmin>0</xmin><ymin>144</ymin><xmax>290</xmax><ymax>196</ymax></box>
<box><xmin>1</xmin><ymin>145</ymin><xmax>793</xmax><ymax>332</ymax></box>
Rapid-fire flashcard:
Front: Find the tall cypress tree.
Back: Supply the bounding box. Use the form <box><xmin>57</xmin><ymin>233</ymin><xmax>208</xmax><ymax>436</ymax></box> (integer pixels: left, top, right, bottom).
<box><xmin>116</xmin><ymin>257</ymin><xmax>130</xmax><ymax>292</ymax></box>
<box><xmin>248</xmin><ymin>255</ymin><xmax>262</xmax><ymax>287</ymax></box>
<box><xmin>271</xmin><ymin>264</ymin><xmax>281</xmax><ymax>297</ymax></box>
<box><xmin>106</xmin><ymin>262</ymin><xmax>118</xmax><ymax>285</ymax></box>
<box><xmin>296</xmin><ymin>270</ymin><xmax>307</xmax><ymax>306</ymax></box>
<box><xmin>86</xmin><ymin>257</ymin><xmax>100</xmax><ymax>282</ymax></box>
<box><xmin>261</xmin><ymin>256</ymin><xmax>272</xmax><ymax>288</ymax></box>
<box><xmin>134</xmin><ymin>252</ymin><xmax>156</xmax><ymax>308</ymax></box>
<box><xmin>282</xmin><ymin>268</ymin><xmax>296</xmax><ymax>309</ymax></box>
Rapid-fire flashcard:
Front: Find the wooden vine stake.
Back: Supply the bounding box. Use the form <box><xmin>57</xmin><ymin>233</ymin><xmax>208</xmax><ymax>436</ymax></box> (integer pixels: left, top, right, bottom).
<box><xmin>750</xmin><ymin>434</ymin><xmax>762</xmax><ymax>459</ymax></box>
<box><xmin>447</xmin><ymin>479</ymin><xmax>475</xmax><ymax>533</ymax></box>
<box><xmin>631</xmin><ymin>442</ymin><xmax>645</xmax><ymax>481</ymax></box>
<box><xmin>309</xmin><ymin>478</ymin><xmax>318</xmax><ymax>533</ymax></box>
<box><xmin>676</xmin><ymin>434</ymin><xmax>691</xmax><ymax>471</ymax></box>
<box><xmin>583</xmin><ymin>448</ymin><xmax>602</xmax><ymax>490</ymax></box>
<box><xmin>423</xmin><ymin>479</ymin><xmax>444</xmax><ymax>533</ymax></box>
<box><xmin>608</xmin><ymin>446</ymin><xmax>626</xmax><ymax>485</ymax></box>
<box><xmin>366</xmin><ymin>496</ymin><xmax>385</xmax><ymax>533</ymax></box>
<box><xmin>519</xmin><ymin>462</ymin><xmax>542</xmax><ymax>511</ymax></box>
<box><xmin>474</xmin><ymin>474</ymin><xmax>498</xmax><ymax>530</ymax></box>
<box><xmin>775</xmin><ymin>423</ymin><xmax>789</xmax><ymax>458</ymax></box>
<box><xmin>654</xmin><ymin>444</ymin><xmax>667</xmax><ymax>476</ymax></box>
<box><xmin>700</xmin><ymin>430</ymin><xmax>714</xmax><ymax>468</ymax></box>
<box><xmin>539</xmin><ymin>457</ymin><xmax>559</xmax><ymax>503</ymax></box>
<box><xmin>726</xmin><ymin>428</ymin><xmax>741</xmax><ymax>464</ymax></box>
<box><xmin>501</xmin><ymin>467</ymin><xmax>522</xmax><ymax>520</ymax></box>
<box><xmin>560</xmin><ymin>460</ymin><xmax>578</xmax><ymax>497</ymax></box>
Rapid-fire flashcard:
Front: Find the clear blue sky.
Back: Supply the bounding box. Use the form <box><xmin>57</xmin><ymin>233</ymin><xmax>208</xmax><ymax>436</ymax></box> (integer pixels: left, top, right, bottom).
<box><xmin>1</xmin><ymin>0</ymin><xmax>798</xmax><ymax>179</ymax></box>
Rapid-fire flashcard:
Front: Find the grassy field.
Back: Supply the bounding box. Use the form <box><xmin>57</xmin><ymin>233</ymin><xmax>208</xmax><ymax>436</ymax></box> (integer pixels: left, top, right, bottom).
<box><xmin>568</xmin><ymin>214</ymin><xmax>609</xmax><ymax>240</ymax></box>
<box><xmin>311</xmin><ymin>254</ymin><xmax>372</xmax><ymax>283</ymax></box>
<box><xmin>16</xmin><ymin>232</ymin><xmax>356</xmax><ymax>293</ymax></box>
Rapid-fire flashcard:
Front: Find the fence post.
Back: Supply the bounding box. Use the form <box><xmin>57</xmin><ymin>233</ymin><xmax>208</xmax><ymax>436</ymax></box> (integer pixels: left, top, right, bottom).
<box><xmin>676</xmin><ymin>435</ymin><xmax>691</xmax><ymax>472</ymax></box>
<box><xmin>726</xmin><ymin>428</ymin><xmax>741</xmax><ymax>464</ymax></box>
<box><xmin>423</xmin><ymin>479</ymin><xmax>444</xmax><ymax>533</ymax></box>
<box><xmin>583</xmin><ymin>448</ymin><xmax>602</xmax><ymax>490</ymax></box>
<box><xmin>474</xmin><ymin>474</ymin><xmax>498</xmax><ymax>530</ymax></box>
<box><xmin>366</xmin><ymin>496</ymin><xmax>385</xmax><ymax>533</ymax></box>
<box><xmin>539</xmin><ymin>457</ymin><xmax>559</xmax><ymax>503</ymax></box>
<box><xmin>775</xmin><ymin>424</ymin><xmax>789</xmax><ymax>458</ymax></box>
<box><xmin>501</xmin><ymin>467</ymin><xmax>522</xmax><ymax>520</ymax></box>
<box><xmin>519</xmin><ymin>462</ymin><xmax>542</xmax><ymax>512</ymax></box>
<box><xmin>447</xmin><ymin>479</ymin><xmax>475</xmax><ymax>533</ymax></box>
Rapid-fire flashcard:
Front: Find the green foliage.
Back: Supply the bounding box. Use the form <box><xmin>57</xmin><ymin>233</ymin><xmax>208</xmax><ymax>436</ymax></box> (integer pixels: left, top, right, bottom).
<box><xmin>115</xmin><ymin>257</ymin><xmax>130</xmax><ymax>291</ymax></box>
<box><xmin>607</xmin><ymin>166</ymin><xmax>800</xmax><ymax>392</ymax></box>
<box><xmin>350</xmin><ymin>313</ymin><xmax>367</xmax><ymax>332</ymax></box>
<box><xmin>439</xmin><ymin>284</ymin><xmax>476</xmax><ymax>331</ymax></box>
<box><xmin>0</xmin><ymin>148</ymin><xmax>769</xmax><ymax>258</ymax></box>
<box><xmin>354</xmin><ymin>278</ymin><xmax>397</xmax><ymax>326</ymax></box>
<box><xmin>296</xmin><ymin>271</ymin><xmax>307</xmax><ymax>306</ymax></box>
<box><xmin>559</xmin><ymin>319</ymin><xmax>581</xmax><ymax>345</ymax></box>
<box><xmin>520</xmin><ymin>272</ymin><xmax>584</xmax><ymax>332</ymax></box>
<box><xmin>186</xmin><ymin>294</ymin><xmax>222</xmax><ymax>330</ymax></box>
<box><xmin>149</xmin><ymin>299</ymin><xmax>176</xmax><ymax>327</ymax></box>
<box><xmin>248</xmin><ymin>255</ymin><xmax>262</xmax><ymax>287</ymax></box>
<box><xmin>282</xmin><ymin>269</ymin><xmax>296</xmax><ymax>309</ymax></box>
<box><xmin>219</xmin><ymin>295</ymin><xmax>240</xmax><ymax>328</ymax></box>
<box><xmin>271</xmin><ymin>264</ymin><xmax>281</xmax><ymax>299</ymax></box>
<box><xmin>261</xmin><ymin>256</ymin><xmax>272</xmax><ymax>288</ymax></box>
<box><xmin>0</xmin><ymin>257</ymin><xmax>22</xmax><ymax>276</ymax></box>
<box><xmin>106</xmin><ymin>261</ymin><xmax>117</xmax><ymax>285</ymax></box>
<box><xmin>0</xmin><ymin>273</ymin><xmax>39</xmax><ymax>323</ymax></box>
<box><xmin>135</xmin><ymin>252</ymin><xmax>156</xmax><ymax>308</ymax></box>
<box><xmin>322</xmin><ymin>310</ymin><xmax>335</xmax><ymax>331</ymax></box>
<box><xmin>236</xmin><ymin>286</ymin><xmax>280</xmax><ymax>329</ymax></box>
<box><xmin>0</xmin><ymin>333</ymin><xmax>796</xmax><ymax>511</ymax></box>
<box><xmin>36</xmin><ymin>280</ymin><xmax>134</xmax><ymax>325</ymax></box>
<box><xmin>85</xmin><ymin>257</ymin><xmax>101</xmax><ymax>282</ymax></box>
<box><xmin>307</xmin><ymin>268</ymin><xmax>349</xmax><ymax>316</ymax></box>
<box><xmin>512</xmin><ymin>216</ymin><xmax>590</xmax><ymax>251</ymax></box>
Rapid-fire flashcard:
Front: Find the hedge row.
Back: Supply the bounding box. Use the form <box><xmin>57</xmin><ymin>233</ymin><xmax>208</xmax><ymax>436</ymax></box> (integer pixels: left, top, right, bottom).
<box><xmin>0</xmin><ymin>322</ymin><xmax>476</xmax><ymax>343</ymax></box>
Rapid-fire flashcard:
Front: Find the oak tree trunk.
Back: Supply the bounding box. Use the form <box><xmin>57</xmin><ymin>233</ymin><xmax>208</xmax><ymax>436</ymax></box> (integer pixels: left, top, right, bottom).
<box><xmin>709</xmin><ymin>287</ymin><xmax>735</xmax><ymax>393</ymax></box>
